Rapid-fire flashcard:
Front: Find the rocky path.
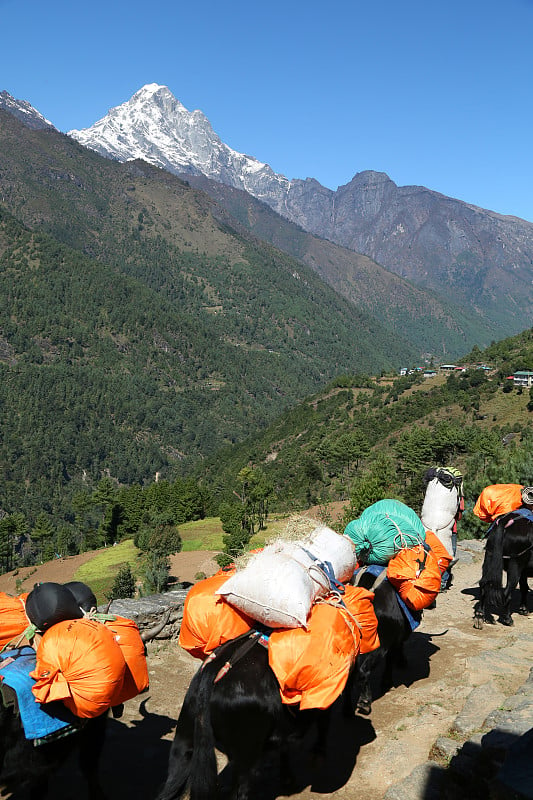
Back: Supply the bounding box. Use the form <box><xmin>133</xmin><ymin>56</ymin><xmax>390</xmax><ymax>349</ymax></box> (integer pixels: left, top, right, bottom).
<box><xmin>40</xmin><ymin>540</ymin><xmax>533</xmax><ymax>799</ymax></box>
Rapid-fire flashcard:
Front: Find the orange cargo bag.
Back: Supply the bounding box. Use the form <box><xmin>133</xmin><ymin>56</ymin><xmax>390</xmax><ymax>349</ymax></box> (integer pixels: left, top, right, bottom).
<box><xmin>101</xmin><ymin>616</ymin><xmax>149</xmax><ymax>704</ymax></box>
<box><xmin>0</xmin><ymin>592</ymin><xmax>29</xmax><ymax>649</ymax></box>
<box><xmin>387</xmin><ymin>543</ymin><xmax>441</xmax><ymax>611</ymax></box>
<box><xmin>31</xmin><ymin>618</ymin><xmax>126</xmax><ymax>718</ymax></box>
<box><xmin>268</xmin><ymin>599</ymin><xmax>360</xmax><ymax>710</ymax></box>
<box><xmin>179</xmin><ymin>573</ymin><xmax>254</xmax><ymax>660</ymax></box>
<box><xmin>342</xmin><ymin>585</ymin><xmax>380</xmax><ymax>654</ymax></box>
<box><xmin>424</xmin><ymin>531</ymin><xmax>453</xmax><ymax>575</ymax></box>
<box><xmin>473</xmin><ymin>484</ymin><xmax>524</xmax><ymax>522</ymax></box>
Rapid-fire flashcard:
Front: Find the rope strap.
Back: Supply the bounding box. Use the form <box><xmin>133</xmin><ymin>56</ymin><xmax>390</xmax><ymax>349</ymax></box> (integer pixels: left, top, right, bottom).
<box><xmin>213</xmin><ymin>630</ymin><xmax>264</xmax><ymax>684</ymax></box>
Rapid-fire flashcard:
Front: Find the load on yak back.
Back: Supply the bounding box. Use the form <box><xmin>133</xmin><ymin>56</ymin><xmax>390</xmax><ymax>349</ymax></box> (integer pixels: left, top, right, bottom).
<box><xmin>473</xmin><ymin>483</ymin><xmax>533</xmax><ymax>528</ymax></box>
<box><xmin>179</xmin><ymin>525</ymin><xmax>381</xmax><ymax>712</ymax></box>
<box><xmin>343</xmin><ymin>498</ymin><xmax>452</xmax><ymax>613</ymax></box>
<box><xmin>420</xmin><ymin>466</ymin><xmax>464</xmax><ymax>590</ymax></box>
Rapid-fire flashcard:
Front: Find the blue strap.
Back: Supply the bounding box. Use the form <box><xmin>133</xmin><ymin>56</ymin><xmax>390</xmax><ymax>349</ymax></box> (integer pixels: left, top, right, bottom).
<box><xmin>353</xmin><ymin>565</ymin><xmax>421</xmax><ymax>631</ymax></box>
<box><xmin>512</xmin><ymin>508</ymin><xmax>533</xmax><ymax>524</ymax></box>
<box><xmin>299</xmin><ymin>547</ymin><xmax>346</xmax><ymax>594</ymax></box>
<box><xmin>395</xmin><ymin>593</ymin><xmax>422</xmax><ymax>631</ymax></box>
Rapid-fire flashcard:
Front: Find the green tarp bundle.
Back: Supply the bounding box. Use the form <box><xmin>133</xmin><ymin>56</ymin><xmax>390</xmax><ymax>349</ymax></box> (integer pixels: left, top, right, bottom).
<box><xmin>344</xmin><ymin>499</ymin><xmax>426</xmax><ymax>565</ymax></box>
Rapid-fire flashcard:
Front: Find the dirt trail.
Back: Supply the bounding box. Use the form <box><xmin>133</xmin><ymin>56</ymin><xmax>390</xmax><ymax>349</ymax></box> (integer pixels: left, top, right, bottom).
<box><xmin>98</xmin><ymin>542</ymin><xmax>533</xmax><ymax>799</ymax></box>
<box><xmin>7</xmin><ymin>543</ymin><xmax>533</xmax><ymax>799</ymax></box>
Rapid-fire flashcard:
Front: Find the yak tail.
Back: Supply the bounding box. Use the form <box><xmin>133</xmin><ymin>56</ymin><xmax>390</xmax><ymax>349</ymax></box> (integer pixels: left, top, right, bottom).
<box><xmin>156</xmin><ymin>669</ymin><xmax>203</xmax><ymax>800</ymax></box>
<box><xmin>188</xmin><ymin>668</ymin><xmax>218</xmax><ymax>800</ymax></box>
<box><xmin>479</xmin><ymin>521</ymin><xmax>505</xmax><ymax>608</ymax></box>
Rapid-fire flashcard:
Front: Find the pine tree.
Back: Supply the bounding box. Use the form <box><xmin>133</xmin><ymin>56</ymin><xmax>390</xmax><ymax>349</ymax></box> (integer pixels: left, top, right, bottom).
<box><xmin>107</xmin><ymin>564</ymin><xmax>136</xmax><ymax>600</ymax></box>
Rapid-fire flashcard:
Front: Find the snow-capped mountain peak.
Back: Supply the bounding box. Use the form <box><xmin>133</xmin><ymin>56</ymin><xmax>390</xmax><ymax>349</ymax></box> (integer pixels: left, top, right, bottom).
<box><xmin>67</xmin><ymin>84</ymin><xmax>290</xmax><ymax>201</ymax></box>
<box><xmin>0</xmin><ymin>90</ymin><xmax>56</xmax><ymax>131</ymax></box>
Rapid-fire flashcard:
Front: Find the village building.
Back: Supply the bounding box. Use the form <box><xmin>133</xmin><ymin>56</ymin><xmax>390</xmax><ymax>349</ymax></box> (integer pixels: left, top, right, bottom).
<box><xmin>513</xmin><ymin>370</ymin><xmax>533</xmax><ymax>388</ymax></box>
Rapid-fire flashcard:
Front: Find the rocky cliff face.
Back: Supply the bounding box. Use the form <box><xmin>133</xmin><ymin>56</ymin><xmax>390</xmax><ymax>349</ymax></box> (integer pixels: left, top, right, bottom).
<box><xmin>281</xmin><ymin>170</ymin><xmax>533</xmax><ymax>306</ymax></box>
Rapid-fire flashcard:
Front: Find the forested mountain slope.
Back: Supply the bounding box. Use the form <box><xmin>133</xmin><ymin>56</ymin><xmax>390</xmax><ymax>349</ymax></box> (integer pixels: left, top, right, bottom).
<box><xmin>198</xmin><ymin>330</ymin><xmax>533</xmax><ymax>520</ymax></box>
<box><xmin>65</xmin><ymin>84</ymin><xmax>533</xmax><ymax>345</ymax></box>
<box><xmin>185</xmin><ymin>175</ymin><xmax>508</xmax><ymax>356</ymax></box>
<box><xmin>1</xmin><ymin>106</ymin><xmax>504</xmax><ymax>360</ymax></box>
<box><xmin>0</xmin><ymin>111</ymin><xmax>422</xmax><ymax>523</ymax></box>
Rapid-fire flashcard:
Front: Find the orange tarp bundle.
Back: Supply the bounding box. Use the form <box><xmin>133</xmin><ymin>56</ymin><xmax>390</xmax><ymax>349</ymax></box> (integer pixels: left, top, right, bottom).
<box><xmin>0</xmin><ymin>592</ymin><xmax>29</xmax><ymax>649</ymax></box>
<box><xmin>342</xmin><ymin>585</ymin><xmax>380</xmax><ymax>654</ymax></box>
<box><xmin>179</xmin><ymin>573</ymin><xmax>254</xmax><ymax>660</ymax></box>
<box><xmin>101</xmin><ymin>616</ymin><xmax>149</xmax><ymax>704</ymax></box>
<box><xmin>31</xmin><ymin>618</ymin><xmax>126</xmax><ymax>718</ymax></box>
<box><xmin>268</xmin><ymin>599</ymin><xmax>361</xmax><ymax>710</ymax></box>
<box><xmin>387</xmin><ymin>544</ymin><xmax>442</xmax><ymax>611</ymax></box>
<box><xmin>473</xmin><ymin>484</ymin><xmax>524</xmax><ymax>522</ymax></box>
<box><xmin>424</xmin><ymin>531</ymin><xmax>453</xmax><ymax>575</ymax></box>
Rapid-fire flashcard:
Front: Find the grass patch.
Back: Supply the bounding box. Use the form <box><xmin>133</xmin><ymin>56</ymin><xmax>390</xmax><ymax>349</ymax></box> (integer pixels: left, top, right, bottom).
<box><xmin>178</xmin><ymin>514</ymin><xmax>291</xmax><ymax>552</ymax></box>
<box><xmin>74</xmin><ymin>540</ymin><xmax>139</xmax><ymax>604</ymax></box>
<box><xmin>182</xmin><ymin>538</ymin><xmax>205</xmax><ymax>552</ymax></box>
<box><xmin>178</xmin><ymin>517</ymin><xmax>225</xmax><ymax>550</ymax></box>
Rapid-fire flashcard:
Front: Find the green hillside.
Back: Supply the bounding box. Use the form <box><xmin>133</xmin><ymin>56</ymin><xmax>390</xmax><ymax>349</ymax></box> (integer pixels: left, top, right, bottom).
<box><xmin>0</xmin><ymin>110</ymin><xmax>423</xmax><ymax>525</ymax></box>
<box><xmin>187</xmin><ymin>175</ymin><xmax>508</xmax><ymax>357</ymax></box>
<box><xmin>197</xmin><ymin>332</ymin><xmax>533</xmax><ymax>531</ymax></box>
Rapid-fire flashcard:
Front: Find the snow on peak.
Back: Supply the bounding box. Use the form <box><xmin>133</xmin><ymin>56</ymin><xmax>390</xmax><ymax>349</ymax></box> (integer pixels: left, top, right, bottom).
<box><xmin>67</xmin><ymin>84</ymin><xmax>290</xmax><ymax>199</ymax></box>
<box><xmin>136</xmin><ymin>83</ymin><xmax>167</xmax><ymax>95</ymax></box>
<box><xmin>0</xmin><ymin>90</ymin><xmax>56</xmax><ymax>131</ymax></box>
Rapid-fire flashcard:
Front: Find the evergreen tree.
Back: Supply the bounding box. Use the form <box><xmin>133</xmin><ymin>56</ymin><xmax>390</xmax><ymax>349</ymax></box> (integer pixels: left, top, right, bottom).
<box><xmin>141</xmin><ymin>553</ymin><xmax>170</xmax><ymax>594</ymax></box>
<box><xmin>31</xmin><ymin>513</ymin><xmax>55</xmax><ymax>563</ymax></box>
<box><xmin>344</xmin><ymin>453</ymin><xmax>399</xmax><ymax>522</ymax></box>
<box><xmin>107</xmin><ymin>564</ymin><xmax>136</xmax><ymax>600</ymax></box>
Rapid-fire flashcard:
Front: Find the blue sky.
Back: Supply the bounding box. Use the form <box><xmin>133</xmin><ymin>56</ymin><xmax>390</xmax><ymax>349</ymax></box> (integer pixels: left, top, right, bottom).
<box><xmin>2</xmin><ymin>0</ymin><xmax>533</xmax><ymax>221</ymax></box>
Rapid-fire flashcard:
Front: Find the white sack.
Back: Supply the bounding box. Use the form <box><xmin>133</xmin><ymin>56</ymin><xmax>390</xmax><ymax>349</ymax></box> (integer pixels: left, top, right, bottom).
<box><xmin>420</xmin><ymin>478</ymin><xmax>458</xmax><ymax>556</ymax></box>
<box><xmin>297</xmin><ymin>525</ymin><xmax>356</xmax><ymax>583</ymax></box>
<box><xmin>216</xmin><ymin>545</ymin><xmax>321</xmax><ymax>629</ymax></box>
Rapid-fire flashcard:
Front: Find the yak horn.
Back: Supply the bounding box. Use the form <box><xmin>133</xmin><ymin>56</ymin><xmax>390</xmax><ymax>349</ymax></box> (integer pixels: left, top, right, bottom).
<box><xmin>141</xmin><ymin>610</ymin><xmax>171</xmax><ymax>642</ymax></box>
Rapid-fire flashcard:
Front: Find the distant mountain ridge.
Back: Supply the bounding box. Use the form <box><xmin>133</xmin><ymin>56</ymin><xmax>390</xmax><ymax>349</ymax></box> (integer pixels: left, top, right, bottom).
<box><xmin>2</xmin><ymin>87</ymin><xmax>533</xmax><ymax>351</ymax></box>
<box><xmin>0</xmin><ymin>90</ymin><xmax>55</xmax><ymax>131</ymax></box>
<box><xmin>66</xmin><ymin>84</ymin><xmax>533</xmax><ymax>334</ymax></box>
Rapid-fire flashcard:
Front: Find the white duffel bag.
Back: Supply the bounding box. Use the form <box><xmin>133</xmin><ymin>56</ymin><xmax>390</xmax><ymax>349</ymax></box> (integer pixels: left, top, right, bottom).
<box><xmin>297</xmin><ymin>525</ymin><xmax>356</xmax><ymax>583</ymax></box>
<box><xmin>216</xmin><ymin>527</ymin><xmax>356</xmax><ymax>629</ymax></box>
<box><xmin>216</xmin><ymin>544</ymin><xmax>319</xmax><ymax>628</ymax></box>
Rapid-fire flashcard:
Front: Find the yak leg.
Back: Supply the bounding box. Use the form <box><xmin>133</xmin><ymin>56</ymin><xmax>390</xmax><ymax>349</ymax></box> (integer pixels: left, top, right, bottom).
<box><xmin>474</xmin><ymin>583</ymin><xmax>495</xmax><ymax>627</ymax></box>
<box><xmin>226</xmin><ymin>735</ymin><xmax>277</xmax><ymax>800</ymax></box>
<box><xmin>383</xmin><ymin>642</ymin><xmax>405</xmax><ymax>693</ymax></box>
<box><xmin>351</xmin><ymin>652</ymin><xmax>375</xmax><ymax>716</ymax></box>
<box><xmin>518</xmin><ymin>570</ymin><xmax>530</xmax><ymax>616</ymax></box>
<box><xmin>498</xmin><ymin>563</ymin><xmax>521</xmax><ymax>626</ymax></box>
<box><xmin>78</xmin><ymin>713</ymin><xmax>109</xmax><ymax>800</ymax></box>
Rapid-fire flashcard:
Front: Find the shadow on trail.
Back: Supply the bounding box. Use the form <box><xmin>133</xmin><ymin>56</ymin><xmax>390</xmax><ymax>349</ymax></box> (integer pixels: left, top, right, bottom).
<box><xmin>362</xmin><ymin>628</ymin><xmax>442</xmax><ymax>707</ymax></box>
<box><xmin>40</xmin><ymin>697</ymin><xmax>176</xmax><ymax>800</ymax></box>
<box><xmin>217</xmin><ymin>699</ymin><xmax>376</xmax><ymax>800</ymax></box>
<box><xmin>461</xmin><ymin>584</ymin><xmax>480</xmax><ymax>599</ymax></box>
<box><xmin>419</xmin><ymin>728</ymin><xmax>532</xmax><ymax>800</ymax></box>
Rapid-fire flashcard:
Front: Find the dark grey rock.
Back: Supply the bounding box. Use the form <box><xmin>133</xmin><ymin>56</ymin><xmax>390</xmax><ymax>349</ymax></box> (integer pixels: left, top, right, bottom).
<box><xmin>494</xmin><ymin>727</ymin><xmax>533</xmax><ymax>800</ymax></box>
<box><xmin>383</xmin><ymin>762</ymin><xmax>445</xmax><ymax>800</ymax></box>
<box><xmin>432</xmin><ymin>737</ymin><xmax>461</xmax><ymax>760</ymax></box>
<box><xmin>99</xmin><ymin>587</ymin><xmax>189</xmax><ymax>639</ymax></box>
